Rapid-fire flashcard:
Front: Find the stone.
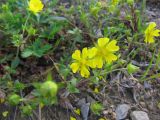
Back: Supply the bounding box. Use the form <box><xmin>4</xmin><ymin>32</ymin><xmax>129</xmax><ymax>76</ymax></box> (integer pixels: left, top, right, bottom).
<box><xmin>77</xmin><ymin>98</ymin><xmax>90</xmax><ymax>120</ymax></box>
<box><xmin>130</xmin><ymin>111</ymin><xmax>149</xmax><ymax>120</ymax></box>
<box><xmin>116</xmin><ymin>104</ymin><xmax>130</xmax><ymax>120</ymax></box>
<box><xmin>80</xmin><ymin>103</ymin><xmax>90</xmax><ymax>120</ymax></box>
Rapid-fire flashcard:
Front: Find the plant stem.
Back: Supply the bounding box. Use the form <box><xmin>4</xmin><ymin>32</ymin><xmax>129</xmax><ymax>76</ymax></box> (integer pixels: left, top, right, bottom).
<box><xmin>38</xmin><ymin>104</ymin><xmax>42</xmax><ymax>120</ymax></box>
<box><xmin>22</xmin><ymin>13</ymin><xmax>30</xmax><ymax>36</ymax></box>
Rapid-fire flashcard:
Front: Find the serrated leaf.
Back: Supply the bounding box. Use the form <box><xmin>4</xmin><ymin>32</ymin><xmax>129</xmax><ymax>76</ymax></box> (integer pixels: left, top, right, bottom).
<box><xmin>21</xmin><ymin>49</ymin><xmax>33</xmax><ymax>58</ymax></box>
<box><xmin>11</xmin><ymin>57</ymin><xmax>20</xmax><ymax>68</ymax></box>
<box><xmin>21</xmin><ymin>40</ymin><xmax>52</xmax><ymax>58</ymax></box>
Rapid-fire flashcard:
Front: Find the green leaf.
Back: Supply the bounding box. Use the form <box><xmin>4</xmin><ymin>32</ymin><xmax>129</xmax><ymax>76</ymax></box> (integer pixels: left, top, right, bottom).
<box><xmin>127</xmin><ymin>63</ymin><xmax>139</xmax><ymax>74</ymax></box>
<box><xmin>2</xmin><ymin>111</ymin><xmax>9</xmax><ymax>117</ymax></box>
<box><xmin>11</xmin><ymin>57</ymin><xmax>20</xmax><ymax>68</ymax></box>
<box><xmin>46</xmin><ymin>72</ymin><xmax>53</xmax><ymax>81</ymax></box>
<box><xmin>8</xmin><ymin>94</ymin><xmax>21</xmax><ymax>106</ymax></box>
<box><xmin>90</xmin><ymin>102</ymin><xmax>103</xmax><ymax>115</ymax></box>
<box><xmin>67</xmin><ymin>78</ymin><xmax>79</xmax><ymax>93</ymax></box>
<box><xmin>21</xmin><ymin>105</ymin><xmax>33</xmax><ymax>116</ymax></box>
<box><xmin>21</xmin><ymin>39</ymin><xmax>52</xmax><ymax>58</ymax></box>
<box><xmin>14</xmin><ymin>80</ymin><xmax>25</xmax><ymax>91</ymax></box>
<box><xmin>21</xmin><ymin>49</ymin><xmax>33</xmax><ymax>58</ymax></box>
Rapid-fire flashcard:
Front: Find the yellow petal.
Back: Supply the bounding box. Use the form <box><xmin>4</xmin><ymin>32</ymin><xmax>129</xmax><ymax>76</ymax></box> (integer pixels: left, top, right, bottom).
<box><xmin>74</xmin><ymin>109</ymin><xmax>81</xmax><ymax>115</ymax></box>
<box><xmin>106</xmin><ymin>40</ymin><xmax>119</xmax><ymax>51</ymax></box>
<box><xmin>82</xmin><ymin>47</ymin><xmax>88</xmax><ymax>59</ymax></box>
<box><xmin>29</xmin><ymin>0</ymin><xmax>44</xmax><ymax>13</ymax></box>
<box><xmin>105</xmin><ymin>53</ymin><xmax>118</xmax><ymax>63</ymax></box>
<box><xmin>144</xmin><ymin>36</ymin><xmax>155</xmax><ymax>43</ymax></box>
<box><xmin>153</xmin><ymin>29</ymin><xmax>160</xmax><ymax>36</ymax></box>
<box><xmin>80</xmin><ymin>66</ymin><xmax>90</xmax><ymax>78</ymax></box>
<box><xmin>70</xmin><ymin>63</ymin><xmax>79</xmax><ymax>73</ymax></box>
<box><xmin>148</xmin><ymin>22</ymin><xmax>156</xmax><ymax>31</ymax></box>
<box><xmin>98</xmin><ymin>38</ymin><xmax>109</xmax><ymax>47</ymax></box>
<box><xmin>70</xmin><ymin>116</ymin><xmax>76</xmax><ymax>120</ymax></box>
<box><xmin>94</xmin><ymin>87</ymin><xmax>99</xmax><ymax>93</ymax></box>
<box><xmin>88</xmin><ymin>59</ymin><xmax>97</xmax><ymax>68</ymax></box>
<box><xmin>98</xmin><ymin>118</ymin><xmax>106</xmax><ymax>120</ymax></box>
<box><xmin>95</xmin><ymin>57</ymin><xmax>103</xmax><ymax>68</ymax></box>
<box><xmin>72</xmin><ymin>50</ymin><xmax>81</xmax><ymax>60</ymax></box>
<box><xmin>88</xmin><ymin>47</ymin><xmax>97</xmax><ymax>58</ymax></box>
<box><xmin>144</xmin><ymin>28</ymin><xmax>149</xmax><ymax>35</ymax></box>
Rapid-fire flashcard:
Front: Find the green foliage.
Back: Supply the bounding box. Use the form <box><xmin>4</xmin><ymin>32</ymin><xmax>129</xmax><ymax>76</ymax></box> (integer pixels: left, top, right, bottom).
<box><xmin>8</xmin><ymin>94</ymin><xmax>21</xmax><ymax>105</ymax></box>
<box><xmin>21</xmin><ymin>105</ymin><xmax>33</xmax><ymax>116</ymax></box>
<box><xmin>14</xmin><ymin>80</ymin><xmax>25</xmax><ymax>91</ymax></box>
<box><xmin>0</xmin><ymin>0</ymin><xmax>160</xmax><ymax>118</ymax></box>
<box><xmin>67</xmin><ymin>78</ymin><xmax>79</xmax><ymax>93</ymax></box>
<box><xmin>21</xmin><ymin>39</ymin><xmax>52</xmax><ymax>58</ymax></box>
<box><xmin>40</xmin><ymin>81</ymin><xmax>58</xmax><ymax>97</ymax></box>
<box><xmin>127</xmin><ymin>63</ymin><xmax>139</xmax><ymax>74</ymax></box>
<box><xmin>90</xmin><ymin>102</ymin><xmax>104</xmax><ymax>115</ymax></box>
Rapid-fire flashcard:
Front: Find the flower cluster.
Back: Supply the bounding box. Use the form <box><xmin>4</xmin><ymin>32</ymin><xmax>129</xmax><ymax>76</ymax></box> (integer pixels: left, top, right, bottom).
<box><xmin>144</xmin><ymin>22</ymin><xmax>160</xmax><ymax>44</ymax></box>
<box><xmin>70</xmin><ymin>38</ymin><xmax>119</xmax><ymax>78</ymax></box>
<box><xmin>28</xmin><ymin>0</ymin><xmax>44</xmax><ymax>14</ymax></box>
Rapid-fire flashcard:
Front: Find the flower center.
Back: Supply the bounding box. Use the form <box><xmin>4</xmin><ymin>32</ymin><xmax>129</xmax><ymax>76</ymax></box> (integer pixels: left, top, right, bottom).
<box><xmin>81</xmin><ymin>59</ymin><xmax>87</xmax><ymax>65</ymax></box>
<box><xmin>97</xmin><ymin>47</ymin><xmax>109</xmax><ymax>57</ymax></box>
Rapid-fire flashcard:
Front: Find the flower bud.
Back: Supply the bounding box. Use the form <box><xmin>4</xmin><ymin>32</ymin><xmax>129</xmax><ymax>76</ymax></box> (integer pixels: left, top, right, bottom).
<box><xmin>40</xmin><ymin>81</ymin><xmax>58</xmax><ymax>97</ymax></box>
<box><xmin>22</xmin><ymin>105</ymin><xmax>32</xmax><ymax>115</ymax></box>
<box><xmin>127</xmin><ymin>63</ymin><xmax>139</xmax><ymax>74</ymax></box>
<box><xmin>8</xmin><ymin>94</ymin><xmax>21</xmax><ymax>105</ymax></box>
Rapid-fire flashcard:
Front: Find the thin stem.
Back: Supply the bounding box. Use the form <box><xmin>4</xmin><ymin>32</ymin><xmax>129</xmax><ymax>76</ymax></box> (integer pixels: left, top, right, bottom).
<box><xmin>22</xmin><ymin>13</ymin><xmax>30</xmax><ymax>36</ymax></box>
<box><xmin>38</xmin><ymin>104</ymin><xmax>42</xmax><ymax>120</ymax></box>
<box><xmin>141</xmin><ymin>47</ymin><xmax>155</xmax><ymax>80</ymax></box>
<box><xmin>16</xmin><ymin>13</ymin><xmax>30</xmax><ymax>57</ymax></box>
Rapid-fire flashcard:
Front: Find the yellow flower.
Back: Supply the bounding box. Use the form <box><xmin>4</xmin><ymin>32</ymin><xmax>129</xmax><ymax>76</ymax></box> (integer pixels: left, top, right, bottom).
<box><xmin>29</xmin><ymin>0</ymin><xmax>44</xmax><ymax>14</ymax></box>
<box><xmin>98</xmin><ymin>118</ymin><xmax>108</xmax><ymax>120</ymax></box>
<box><xmin>70</xmin><ymin>48</ymin><xmax>91</xmax><ymax>78</ymax></box>
<box><xmin>144</xmin><ymin>22</ymin><xmax>160</xmax><ymax>43</ymax></box>
<box><xmin>74</xmin><ymin>109</ymin><xmax>81</xmax><ymax>115</ymax></box>
<box><xmin>70</xmin><ymin>116</ymin><xmax>76</xmax><ymax>120</ymax></box>
<box><xmin>94</xmin><ymin>87</ymin><xmax>99</xmax><ymax>93</ymax></box>
<box><xmin>90</xmin><ymin>38</ymin><xmax>119</xmax><ymax>68</ymax></box>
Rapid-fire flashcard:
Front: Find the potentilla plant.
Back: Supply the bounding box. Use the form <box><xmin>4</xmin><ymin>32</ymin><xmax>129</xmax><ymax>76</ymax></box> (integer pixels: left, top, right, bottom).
<box><xmin>0</xmin><ymin>0</ymin><xmax>62</xmax><ymax>116</ymax></box>
<box><xmin>0</xmin><ymin>0</ymin><xmax>160</xmax><ymax>118</ymax></box>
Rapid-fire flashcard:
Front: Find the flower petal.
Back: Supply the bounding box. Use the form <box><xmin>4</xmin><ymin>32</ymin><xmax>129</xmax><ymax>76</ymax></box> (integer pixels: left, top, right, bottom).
<box><xmin>70</xmin><ymin>63</ymin><xmax>79</xmax><ymax>73</ymax></box>
<box><xmin>105</xmin><ymin>53</ymin><xmax>118</xmax><ymax>64</ymax></box>
<box><xmin>88</xmin><ymin>47</ymin><xmax>97</xmax><ymax>58</ymax></box>
<box><xmin>72</xmin><ymin>50</ymin><xmax>81</xmax><ymax>60</ymax></box>
<box><xmin>148</xmin><ymin>22</ymin><xmax>156</xmax><ymax>31</ymax></box>
<box><xmin>29</xmin><ymin>0</ymin><xmax>44</xmax><ymax>13</ymax></box>
<box><xmin>98</xmin><ymin>38</ymin><xmax>109</xmax><ymax>47</ymax></box>
<box><xmin>88</xmin><ymin>59</ymin><xmax>97</xmax><ymax>68</ymax></box>
<box><xmin>106</xmin><ymin>40</ymin><xmax>119</xmax><ymax>51</ymax></box>
<box><xmin>145</xmin><ymin>37</ymin><xmax>155</xmax><ymax>43</ymax></box>
<box><xmin>82</xmin><ymin>48</ymin><xmax>88</xmax><ymax>59</ymax></box>
<box><xmin>153</xmin><ymin>29</ymin><xmax>160</xmax><ymax>36</ymax></box>
<box><xmin>95</xmin><ymin>57</ymin><xmax>103</xmax><ymax>68</ymax></box>
<box><xmin>80</xmin><ymin>66</ymin><xmax>90</xmax><ymax>78</ymax></box>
